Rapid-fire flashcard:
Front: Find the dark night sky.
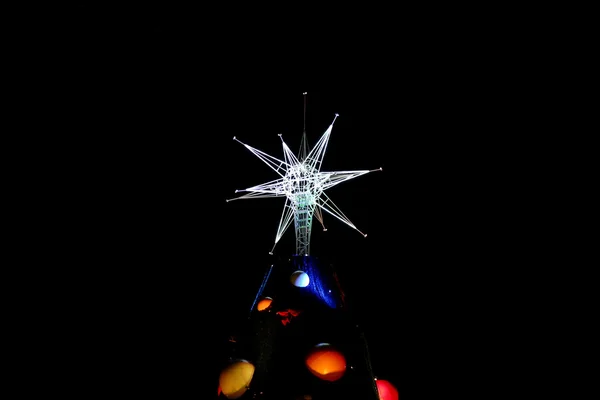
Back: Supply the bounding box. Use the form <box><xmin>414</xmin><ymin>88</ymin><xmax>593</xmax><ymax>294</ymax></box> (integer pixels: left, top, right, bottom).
<box><xmin>60</xmin><ymin>5</ymin><xmax>524</xmax><ymax>398</ymax></box>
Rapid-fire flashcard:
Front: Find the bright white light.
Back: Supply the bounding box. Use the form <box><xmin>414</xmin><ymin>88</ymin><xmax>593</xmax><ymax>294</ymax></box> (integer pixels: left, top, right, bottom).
<box><xmin>228</xmin><ymin>110</ymin><xmax>381</xmax><ymax>256</ymax></box>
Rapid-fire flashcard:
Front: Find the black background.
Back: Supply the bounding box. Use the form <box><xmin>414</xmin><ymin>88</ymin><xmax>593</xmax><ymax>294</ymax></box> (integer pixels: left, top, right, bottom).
<box><xmin>51</xmin><ymin>4</ymin><xmax>532</xmax><ymax>398</ymax></box>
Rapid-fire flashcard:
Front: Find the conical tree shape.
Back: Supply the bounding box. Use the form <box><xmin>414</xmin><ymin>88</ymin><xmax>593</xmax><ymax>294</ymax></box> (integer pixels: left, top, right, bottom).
<box><xmin>216</xmin><ymin>256</ymin><xmax>382</xmax><ymax>399</ymax></box>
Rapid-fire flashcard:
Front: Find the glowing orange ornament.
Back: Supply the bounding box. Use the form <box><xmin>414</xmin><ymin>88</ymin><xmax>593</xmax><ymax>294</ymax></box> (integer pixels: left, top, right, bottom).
<box><xmin>305</xmin><ymin>343</ymin><xmax>346</xmax><ymax>382</ymax></box>
<box><xmin>256</xmin><ymin>297</ymin><xmax>273</xmax><ymax>311</ymax></box>
<box><xmin>376</xmin><ymin>379</ymin><xmax>399</xmax><ymax>400</ymax></box>
<box><xmin>218</xmin><ymin>359</ymin><xmax>255</xmax><ymax>399</ymax></box>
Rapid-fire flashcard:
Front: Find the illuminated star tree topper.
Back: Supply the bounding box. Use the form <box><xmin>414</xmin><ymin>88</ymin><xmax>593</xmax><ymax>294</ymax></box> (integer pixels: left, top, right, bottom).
<box><xmin>227</xmin><ymin>93</ymin><xmax>382</xmax><ymax>256</ymax></box>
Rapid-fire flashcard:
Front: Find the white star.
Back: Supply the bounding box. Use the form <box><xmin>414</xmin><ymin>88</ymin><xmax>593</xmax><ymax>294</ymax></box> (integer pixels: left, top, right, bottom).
<box><xmin>227</xmin><ymin>113</ymin><xmax>381</xmax><ymax>256</ymax></box>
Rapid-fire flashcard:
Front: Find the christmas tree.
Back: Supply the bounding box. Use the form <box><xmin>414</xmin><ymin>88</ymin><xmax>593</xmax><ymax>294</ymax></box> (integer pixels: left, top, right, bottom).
<box><xmin>216</xmin><ymin>94</ymin><xmax>399</xmax><ymax>400</ymax></box>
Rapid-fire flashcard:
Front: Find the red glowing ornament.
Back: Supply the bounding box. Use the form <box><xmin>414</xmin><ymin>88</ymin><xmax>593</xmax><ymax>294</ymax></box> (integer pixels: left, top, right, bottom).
<box><xmin>376</xmin><ymin>379</ymin><xmax>399</xmax><ymax>400</ymax></box>
<box><xmin>305</xmin><ymin>343</ymin><xmax>346</xmax><ymax>382</ymax></box>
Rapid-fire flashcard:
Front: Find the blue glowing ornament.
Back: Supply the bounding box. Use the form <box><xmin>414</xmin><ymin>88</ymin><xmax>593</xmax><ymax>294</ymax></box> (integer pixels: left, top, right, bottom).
<box><xmin>290</xmin><ymin>270</ymin><xmax>310</xmax><ymax>287</ymax></box>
